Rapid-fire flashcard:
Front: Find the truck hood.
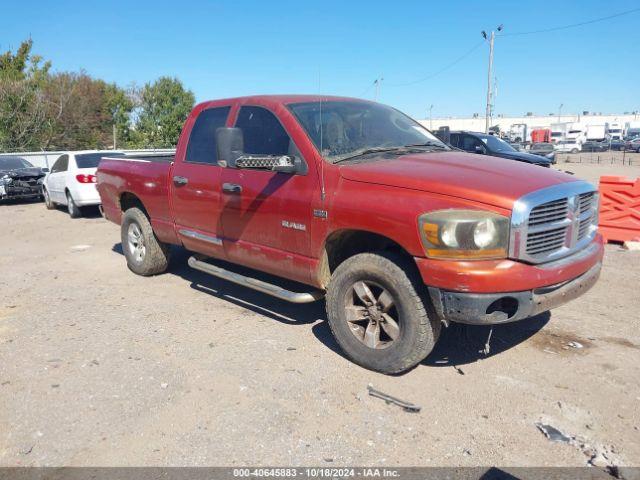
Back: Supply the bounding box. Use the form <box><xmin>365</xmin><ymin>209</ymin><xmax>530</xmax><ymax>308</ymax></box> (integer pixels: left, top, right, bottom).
<box><xmin>339</xmin><ymin>151</ymin><xmax>577</xmax><ymax>210</ymax></box>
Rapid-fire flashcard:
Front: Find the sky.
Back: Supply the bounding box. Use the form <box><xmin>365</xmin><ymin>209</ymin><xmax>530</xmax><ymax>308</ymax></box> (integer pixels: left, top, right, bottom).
<box><xmin>1</xmin><ymin>0</ymin><xmax>639</xmax><ymax>119</ymax></box>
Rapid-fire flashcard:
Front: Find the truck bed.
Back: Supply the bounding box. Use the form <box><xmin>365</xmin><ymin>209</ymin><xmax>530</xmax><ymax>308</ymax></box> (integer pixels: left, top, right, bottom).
<box><xmin>97</xmin><ymin>154</ymin><xmax>174</xmax><ymax>236</ymax></box>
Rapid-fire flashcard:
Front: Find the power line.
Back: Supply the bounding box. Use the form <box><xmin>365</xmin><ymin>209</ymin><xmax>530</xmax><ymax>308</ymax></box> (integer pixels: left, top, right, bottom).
<box><xmin>384</xmin><ymin>40</ymin><xmax>485</xmax><ymax>87</ymax></box>
<box><xmin>500</xmin><ymin>7</ymin><xmax>640</xmax><ymax>36</ymax></box>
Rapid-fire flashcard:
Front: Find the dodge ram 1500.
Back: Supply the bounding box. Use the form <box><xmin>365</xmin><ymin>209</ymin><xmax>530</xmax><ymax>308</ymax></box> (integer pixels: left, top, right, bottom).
<box><xmin>97</xmin><ymin>95</ymin><xmax>603</xmax><ymax>374</ymax></box>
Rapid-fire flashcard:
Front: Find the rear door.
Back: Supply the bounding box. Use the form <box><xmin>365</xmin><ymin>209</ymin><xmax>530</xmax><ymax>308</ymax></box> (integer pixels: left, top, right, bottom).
<box><xmin>47</xmin><ymin>154</ymin><xmax>69</xmax><ymax>203</ymax></box>
<box><xmin>219</xmin><ymin>104</ymin><xmax>315</xmax><ymax>284</ymax></box>
<box><xmin>170</xmin><ymin>105</ymin><xmax>231</xmax><ymax>257</ymax></box>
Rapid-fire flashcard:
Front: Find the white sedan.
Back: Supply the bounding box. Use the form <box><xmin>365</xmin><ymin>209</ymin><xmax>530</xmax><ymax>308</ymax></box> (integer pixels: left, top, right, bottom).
<box><xmin>43</xmin><ymin>150</ymin><xmax>124</xmax><ymax>217</ymax></box>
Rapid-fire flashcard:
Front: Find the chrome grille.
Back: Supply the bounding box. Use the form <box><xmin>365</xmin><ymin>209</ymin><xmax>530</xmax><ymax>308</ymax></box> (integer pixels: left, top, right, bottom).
<box><xmin>510</xmin><ymin>181</ymin><xmax>599</xmax><ymax>264</ymax></box>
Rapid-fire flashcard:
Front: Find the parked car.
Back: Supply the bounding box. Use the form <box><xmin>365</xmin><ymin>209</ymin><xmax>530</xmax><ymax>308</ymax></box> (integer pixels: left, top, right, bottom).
<box><xmin>0</xmin><ymin>156</ymin><xmax>47</xmax><ymax>202</ymax></box>
<box><xmin>528</xmin><ymin>143</ymin><xmax>556</xmax><ymax>163</ymax></box>
<box><xmin>609</xmin><ymin>139</ymin><xmax>625</xmax><ymax>151</ymax></box>
<box><xmin>97</xmin><ymin>95</ymin><xmax>603</xmax><ymax>374</ymax></box>
<box><xmin>581</xmin><ymin>140</ymin><xmax>610</xmax><ymax>152</ymax></box>
<box><xmin>449</xmin><ymin>131</ymin><xmax>552</xmax><ymax>166</ymax></box>
<box><xmin>43</xmin><ymin>150</ymin><xmax>124</xmax><ymax>217</ymax></box>
<box><xmin>555</xmin><ymin>140</ymin><xmax>582</xmax><ymax>154</ymax></box>
<box><xmin>624</xmin><ymin>138</ymin><xmax>640</xmax><ymax>152</ymax></box>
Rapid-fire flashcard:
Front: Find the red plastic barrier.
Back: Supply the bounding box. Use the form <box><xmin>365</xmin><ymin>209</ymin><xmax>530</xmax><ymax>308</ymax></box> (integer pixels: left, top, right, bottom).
<box><xmin>598</xmin><ymin>176</ymin><xmax>640</xmax><ymax>243</ymax></box>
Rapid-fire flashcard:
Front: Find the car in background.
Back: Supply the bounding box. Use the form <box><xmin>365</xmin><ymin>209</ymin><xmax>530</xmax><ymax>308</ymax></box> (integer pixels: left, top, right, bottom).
<box><xmin>528</xmin><ymin>143</ymin><xmax>556</xmax><ymax>163</ymax></box>
<box><xmin>624</xmin><ymin>138</ymin><xmax>640</xmax><ymax>153</ymax></box>
<box><xmin>554</xmin><ymin>140</ymin><xmax>582</xmax><ymax>154</ymax></box>
<box><xmin>43</xmin><ymin>150</ymin><xmax>124</xmax><ymax>217</ymax></box>
<box><xmin>581</xmin><ymin>140</ymin><xmax>610</xmax><ymax>152</ymax></box>
<box><xmin>609</xmin><ymin>139</ymin><xmax>625</xmax><ymax>151</ymax></box>
<box><xmin>0</xmin><ymin>156</ymin><xmax>47</xmax><ymax>202</ymax></box>
<box><xmin>449</xmin><ymin>131</ymin><xmax>552</xmax><ymax>166</ymax></box>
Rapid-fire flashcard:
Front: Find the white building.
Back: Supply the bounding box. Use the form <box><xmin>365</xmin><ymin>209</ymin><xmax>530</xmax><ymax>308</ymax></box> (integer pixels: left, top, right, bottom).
<box><xmin>418</xmin><ymin>113</ymin><xmax>640</xmax><ymax>136</ymax></box>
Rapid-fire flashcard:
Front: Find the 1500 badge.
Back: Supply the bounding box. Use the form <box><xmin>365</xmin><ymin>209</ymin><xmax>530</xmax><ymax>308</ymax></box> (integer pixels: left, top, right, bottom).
<box><xmin>281</xmin><ymin>220</ymin><xmax>306</xmax><ymax>231</ymax></box>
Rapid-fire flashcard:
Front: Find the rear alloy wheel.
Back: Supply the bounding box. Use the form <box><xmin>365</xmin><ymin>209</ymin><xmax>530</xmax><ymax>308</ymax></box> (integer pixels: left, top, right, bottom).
<box><xmin>326</xmin><ymin>252</ymin><xmax>441</xmax><ymax>374</ymax></box>
<box><xmin>66</xmin><ymin>192</ymin><xmax>81</xmax><ymax>218</ymax></box>
<box><xmin>121</xmin><ymin>207</ymin><xmax>170</xmax><ymax>276</ymax></box>
<box><xmin>43</xmin><ymin>188</ymin><xmax>55</xmax><ymax>210</ymax></box>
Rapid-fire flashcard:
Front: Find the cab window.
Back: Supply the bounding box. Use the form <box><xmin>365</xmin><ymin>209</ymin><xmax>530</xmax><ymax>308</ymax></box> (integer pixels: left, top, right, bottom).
<box><xmin>234</xmin><ymin>106</ymin><xmax>296</xmax><ymax>156</ymax></box>
<box><xmin>185</xmin><ymin>106</ymin><xmax>231</xmax><ymax>164</ymax></box>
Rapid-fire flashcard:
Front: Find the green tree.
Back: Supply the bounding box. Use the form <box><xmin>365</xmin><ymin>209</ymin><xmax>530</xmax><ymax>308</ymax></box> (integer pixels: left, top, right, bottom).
<box><xmin>0</xmin><ymin>39</ymin><xmax>51</xmax><ymax>150</ymax></box>
<box><xmin>42</xmin><ymin>72</ymin><xmax>134</xmax><ymax>150</ymax></box>
<box><xmin>133</xmin><ymin>77</ymin><xmax>195</xmax><ymax>148</ymax></box>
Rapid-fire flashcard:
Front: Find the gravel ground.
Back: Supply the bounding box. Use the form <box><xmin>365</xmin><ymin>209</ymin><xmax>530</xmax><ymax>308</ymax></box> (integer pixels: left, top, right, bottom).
<box><xmin>1</xmin><ymin>163</ymin><xmax>639</xmax><ymax>468</ymax></box>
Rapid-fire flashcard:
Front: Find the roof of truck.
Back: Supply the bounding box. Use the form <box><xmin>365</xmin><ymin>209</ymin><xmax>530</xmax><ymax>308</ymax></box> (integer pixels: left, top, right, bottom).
<box><xmin>195</xmin><ymin>94</ymin><xmax>371</xmax><ymax>109</ymax></box>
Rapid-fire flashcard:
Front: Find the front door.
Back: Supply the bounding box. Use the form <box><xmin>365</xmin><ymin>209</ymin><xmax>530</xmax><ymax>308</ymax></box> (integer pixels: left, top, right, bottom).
<box><xmin>220</xmin><ymin>105</ymin><xmax>315</xmax><ymax>284</ymax></box>
<box><xmin>170</xmin><ymin>105</ymin><xmax>231</xmax><ymax>258</ymax></box>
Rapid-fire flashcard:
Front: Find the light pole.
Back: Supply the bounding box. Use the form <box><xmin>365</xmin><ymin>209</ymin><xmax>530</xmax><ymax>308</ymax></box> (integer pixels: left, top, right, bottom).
<box><xmin>482</xmin><ymin>25</ymin><xmax>503</xmax><ymax>134</ymax></box>
<box><xmin>558</xmin><ymin>103</ymin><xmax>563</xmax><ymax>123</ymax></box>
<box><xmin>429</xmin><ymin>104</ymin><xmax>434</xmax><ymax>130</ymax></box>
<box><xmin>374</xmin><ymin>76</ymin><xmax>384</xmax><ymax>101</ymax></box>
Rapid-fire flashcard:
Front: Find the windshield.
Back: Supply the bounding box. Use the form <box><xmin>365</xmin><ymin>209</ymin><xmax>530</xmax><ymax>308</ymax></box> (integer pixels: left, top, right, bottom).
<box><xmin>478</xmin><ymin>134</ymin><xmax>516</xmax><ymax>152</ymax></box>
<box><xmin>288</xmin><ymin>101</ymin><xmax>448</xmax><ymax>162</ymax></box>
<box><xmin>76</xmin><ymin>152</ymin><xmax>124</xmax><ymax>169</ymax></box>
<box><xmin>0</xmin><ymin>156</ymin><xmax>33</xmax><ymax>170</ymax></box>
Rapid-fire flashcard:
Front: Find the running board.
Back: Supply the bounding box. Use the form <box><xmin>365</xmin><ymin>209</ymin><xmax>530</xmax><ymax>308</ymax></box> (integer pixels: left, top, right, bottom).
<box><xmin>187</xmin><ymin>256</ymin><xmax>325</xmax><ymax>304</ymax></box>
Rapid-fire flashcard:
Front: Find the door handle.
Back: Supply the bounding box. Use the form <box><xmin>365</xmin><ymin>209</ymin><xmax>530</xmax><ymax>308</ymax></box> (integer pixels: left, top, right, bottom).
<box><xmin>222</xmin><ymin>183</ymin><xmax>242</xmax><ymax>194</ymax></box>
<box><xmin>173</xmin><ymin>175</ymin><xmax>188</xmax><ymax>186</ymax></box>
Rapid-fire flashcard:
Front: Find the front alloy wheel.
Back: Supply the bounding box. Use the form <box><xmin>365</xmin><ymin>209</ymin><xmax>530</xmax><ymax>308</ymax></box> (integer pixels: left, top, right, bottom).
<box><xmin>345</xmin><ymin>280</ymin><xmax>400</xmax><ymax>349</ymax></box>
<box><xmin>326</xmin><ymin>252</ymin><xmax>441</xmax><ymax>374</ymax></box>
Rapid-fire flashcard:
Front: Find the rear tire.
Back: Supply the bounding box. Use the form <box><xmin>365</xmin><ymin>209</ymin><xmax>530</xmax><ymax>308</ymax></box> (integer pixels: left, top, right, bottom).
<box><xmin>326</xmin><ymin>252</ymin><xmax>441</xmax><ymax>374</ymax></box>
<box><xmin>66</xmin><ymin>192</ymin><xmax>81</xmax><ymax>218</ymax></box>
<box><xmin>121</xmin><ymin>207</ymin><xmax>170</xmax><ymax>276</ymax></box>
<box><xmin>43</xmin><ymin>188</ymin><xmax>55</xmax><ymax>210</ymax></box>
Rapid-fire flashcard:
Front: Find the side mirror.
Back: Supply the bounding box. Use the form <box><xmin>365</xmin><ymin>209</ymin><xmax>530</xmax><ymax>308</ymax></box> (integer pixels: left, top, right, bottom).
<box><xmin>474</xmin><ymin>145</ymin><xmax>485</xmax><ymax>154</ymax></box>
<box><xmin>216</xmin><ymin>127</ymin><xmax>244</xmax><ymax>167</ymax></box>
<box><xmin>41</xmin><ymin>167</ymin><xmax>50</xmax><ymax>173</ymax></box>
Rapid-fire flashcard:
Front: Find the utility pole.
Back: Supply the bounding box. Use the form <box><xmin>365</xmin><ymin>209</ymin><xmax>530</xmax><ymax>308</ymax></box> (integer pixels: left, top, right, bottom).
<box><xmin>558</xmin><ymin>103</ymin><xmax>563</xmax><ymax>123</ymax></box>
<box><xmin>374</xmin><ymin>76</ymin><xmax>383</xmax><ymax>101</ymax></box>
<box><xmin>482</xmin><ymin>25</ymin><xmax>502</xmax><ymax>134</ymax></box>
<box><xmin>113</xmin><ymin>124</ymin><xmax>117</xmax><ymax>149</ymax></box>
<box><xmin>429</xmin><ymin>104</ymin><xmax>434</xmax><ymax>130</ymax></box>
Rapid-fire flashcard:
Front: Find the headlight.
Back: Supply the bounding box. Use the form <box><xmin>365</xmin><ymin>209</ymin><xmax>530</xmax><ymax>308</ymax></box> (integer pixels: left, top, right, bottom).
<box><xmin>418</xmin><ymin>210</ymin><xmax>510</xmax><ymax>260</ymax></box>
<box><xmin>2</xmin><ymin>175</ymin><xmax>12</xmax><ymax>184</ymax></box>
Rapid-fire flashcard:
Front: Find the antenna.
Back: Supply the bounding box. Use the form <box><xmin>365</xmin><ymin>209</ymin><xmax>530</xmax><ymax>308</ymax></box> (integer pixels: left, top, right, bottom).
<box><xmin>318</xmin><ymin>70</ymin><xmax>326</xmax><ymax>202</ymax></box>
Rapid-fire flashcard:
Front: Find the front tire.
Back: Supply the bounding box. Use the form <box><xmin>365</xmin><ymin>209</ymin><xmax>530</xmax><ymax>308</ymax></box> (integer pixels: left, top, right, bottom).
<box><xmin>326</xmin><ymin>252</ymin><xmax>441</xmax><ymax>374</ymax></box>
<box><xmin>121</xmin><ymin>207</ymin><xmax>170</xmax><ymax>276</ymax></box>
<box><xmin>66</xmin><ymin>192</ymin><xmax>81</xmax><ymax>218</ymax></box>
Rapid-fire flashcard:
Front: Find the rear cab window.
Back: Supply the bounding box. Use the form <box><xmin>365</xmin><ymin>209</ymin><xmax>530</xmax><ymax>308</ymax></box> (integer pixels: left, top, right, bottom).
<box><xmin>185</xmin><ymin>106</ymin><xmax>231</xmax><ymax>164</ymax></box>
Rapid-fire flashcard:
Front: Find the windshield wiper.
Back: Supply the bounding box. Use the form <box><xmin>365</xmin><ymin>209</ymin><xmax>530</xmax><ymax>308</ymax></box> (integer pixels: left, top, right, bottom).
<box><xmin>403</xmin><ymin>142</ymin><xmax>449</xmax><ymax>150</ymax></box>
<box><xmin>333</xmin><ymin>146</ymin><xmax>411</xmax><ymax>163</ymax></box>
<box><xmin>333</xmin><ymin>142</ymin><xmax>449</xmax><ymax>164</ymax></box>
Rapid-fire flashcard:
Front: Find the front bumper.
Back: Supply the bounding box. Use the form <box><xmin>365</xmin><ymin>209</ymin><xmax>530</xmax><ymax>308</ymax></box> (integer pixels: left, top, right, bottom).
<box><xmin>0</xmin><ymin>182</ymin><xmax>42</xmax><ymax>200</ymax></box>
<box><xmin>428</xmin><ymin>262</ymin><xmax>601</xmax><ymax>325</ymax></box>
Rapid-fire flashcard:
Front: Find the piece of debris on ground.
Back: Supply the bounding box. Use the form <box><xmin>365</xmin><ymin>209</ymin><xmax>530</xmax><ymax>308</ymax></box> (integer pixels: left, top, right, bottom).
<box><xmin>367</xmin><ymin>385</ymin><xmax>421</xmax><ymax>413</ymax></box>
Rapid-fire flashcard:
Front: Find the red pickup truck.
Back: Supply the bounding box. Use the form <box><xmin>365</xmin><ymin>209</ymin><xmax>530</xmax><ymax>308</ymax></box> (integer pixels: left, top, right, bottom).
<box><xmin>97</xmin><ymin>95</ymin><xmax>603</xmax><ymax>374</ymax></box>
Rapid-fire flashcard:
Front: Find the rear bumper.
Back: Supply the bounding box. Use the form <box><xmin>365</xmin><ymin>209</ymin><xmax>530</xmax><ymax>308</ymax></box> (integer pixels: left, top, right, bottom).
<box><xmin>428</xmin><ymin>262</ymin><xmax>601</xmax><ymax>325</ymax></box>
<box><xmin>69</xmin><ymin>184</ymin><xmax>100</xmax><ymax>206</ymax></box>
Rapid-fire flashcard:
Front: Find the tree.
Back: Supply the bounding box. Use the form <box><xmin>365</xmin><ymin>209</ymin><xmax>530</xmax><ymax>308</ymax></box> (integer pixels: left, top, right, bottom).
<box><xmin>133</xmin><ymin>77</ymin><xmax>195</xmax><ymax>148</ymax></box>
<box><xmin>0</xmin><ymin>40</ymin><xmax>51</xmax><ymax>151</ymax></box>
<box><xmin>42</xmin><ymin>72</ymin><xmax>134</xmax><ymax>150</ymax></box>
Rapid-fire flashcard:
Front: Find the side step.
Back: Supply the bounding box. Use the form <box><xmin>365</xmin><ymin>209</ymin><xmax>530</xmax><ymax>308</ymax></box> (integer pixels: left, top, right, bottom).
<box><xmin>188</xmin><ymin>256</ymin><xmax>325</xmax><ymax>304</ymax></box>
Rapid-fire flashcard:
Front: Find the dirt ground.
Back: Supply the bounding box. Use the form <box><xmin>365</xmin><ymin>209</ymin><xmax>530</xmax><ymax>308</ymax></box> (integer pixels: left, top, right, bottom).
<box><xmin>0</xmin><ymin>162</ymin><xmax>639</xmax><ymax>468</ymax></box>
